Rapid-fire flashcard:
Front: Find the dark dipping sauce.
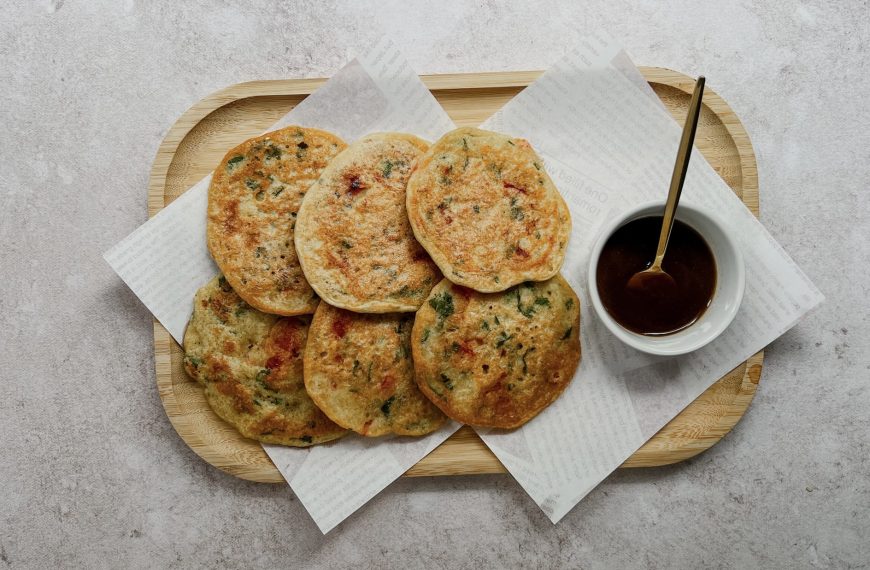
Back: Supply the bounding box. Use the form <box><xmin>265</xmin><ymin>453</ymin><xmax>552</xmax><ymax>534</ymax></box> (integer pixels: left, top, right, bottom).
<box><xmin>596</xmin><ymin>217</ymin><xmax>716</xmax><ymax>336</ymax></box>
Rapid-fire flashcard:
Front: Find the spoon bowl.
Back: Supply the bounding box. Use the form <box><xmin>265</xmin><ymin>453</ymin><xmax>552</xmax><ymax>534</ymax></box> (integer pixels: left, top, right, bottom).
<box><xmin>625</xmin><ymin>265</ymin><xmax>677</xmax><ymax>294</ymax></box>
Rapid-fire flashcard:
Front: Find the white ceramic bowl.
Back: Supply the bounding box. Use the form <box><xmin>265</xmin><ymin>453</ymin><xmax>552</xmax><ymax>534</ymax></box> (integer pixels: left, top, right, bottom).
<box><xmin>587</xmin><ymin>201</ymin><xmax>745</xmax><ymax>356</ymax></box>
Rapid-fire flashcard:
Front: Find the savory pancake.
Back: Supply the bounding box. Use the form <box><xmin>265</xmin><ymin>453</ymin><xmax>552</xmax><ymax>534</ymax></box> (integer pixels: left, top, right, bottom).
<box><xmin>304</xmin><ymin>302</ymin><xmax>447</xmax><ymax>436</ymax></box>
<box><xmin>411</xmin><ymin>276</ymin><xmax>581</xmax><ymax>429</ymax></box>
<box><xmin>183</xmin><ymin>276</ymin><xmax>347</xmax><ymax>446</ymax></box>
<box><xmin>406</xmin><ymin>127</ymin><xmax>571</xmax><ymax>293</ymax></box>
<box><xmin>207</xmin><ymin>126</ymin><xmax>346</xmax><ymax>315</ymax></box>
<box><xmin>295</xmin><ymin>133</ymin><xmax>441</xmax><ymax>312</ymax></box>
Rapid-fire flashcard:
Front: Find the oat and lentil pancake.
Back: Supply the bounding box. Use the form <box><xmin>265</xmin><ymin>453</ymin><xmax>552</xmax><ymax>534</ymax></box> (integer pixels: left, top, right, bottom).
<box><xmin>183</xmin><ymin>276</ymin><xmax>347</xmax><ymax>446</ymax></box>
<box><xmin>406</xmin><ymin>127</ymin><xmax>571</xmax><ymax>293</ymax></box>
<box><xmin>411</xmin><ymin>276</ymin><xmax>581</xmax><ymax>429</ymax></box>
<box><xmin>294</xmin><ymin>133</ymin><xmax>441</xmax><ymax>312</ymax></box>
<box><xmin>207</xmin><ymin>126</ymin><xmax>346</xmax><ymax>315</ymax></box>
<box><xmin>304</xmin><ymin>302</ymin><xmax>447</xmax><ymax>436</ymax></box>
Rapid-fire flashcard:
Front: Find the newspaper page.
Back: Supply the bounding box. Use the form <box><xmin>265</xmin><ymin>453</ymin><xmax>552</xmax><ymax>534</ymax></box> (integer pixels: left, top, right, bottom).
<box><xmin>104</xmin><ymin>39</ymin><xmax>460</xmax><ymax>534</ymax></box>
<box><xmin>479</xmin><ymin>32</ymin><xmax>824</xmax><ymax>523</ymax></box>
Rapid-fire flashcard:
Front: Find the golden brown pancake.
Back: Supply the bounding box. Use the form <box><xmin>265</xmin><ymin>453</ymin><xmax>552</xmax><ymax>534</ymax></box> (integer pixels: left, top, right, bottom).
<box><xmin>183</xmin><ymin>276</ymin><xmax>347</xmax><ymax>446</ymax></box>
<box><xmin>411</xmin><ymin>276</ymin><xmax>581</xmax><ymax>428</ymax></box>
<box><xmin>295</xmin><ymin>132</ymin><xmax>441</xmax><ymax>312</ymax></box>
<box><xmin>406</xmin><ymin>127</ymin><xmax>571</xmax><ymax>292</ymax></box>
<box><xmin>207</xmin><ymin>126</ymin><xmax>346</xmax><ymax>315</ymax></box>
<box><xmin>304</xmin><ymin>302</ymin><xmax>447</xmax><ymax>436</ymax></box>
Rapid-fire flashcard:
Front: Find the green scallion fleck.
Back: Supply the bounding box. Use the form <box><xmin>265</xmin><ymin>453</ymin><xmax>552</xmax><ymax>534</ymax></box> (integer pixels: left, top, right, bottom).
<box><xmin>380</xmin><ymin>395</ymin><xmax>395</xmax><ymax>416</ymax></box>
<box><xmin>226</xmin><ymin>155</ymin><xmax>244</xmax><ymax>170</ymax></box>
<box><xmin>521</xmin><ymin>347</ymin><xmax>536</xmax><ymax>374</ymax></box>
<box><xmin>428</xmin><ymin>292</ymin><xmax>454</xmax><ymax>322</ymax></box>
<box><xmin>265</xmin><ymin>146</ymin><xmax>282</xmax><ymax>161</ymax></box>
<box><xmin>439</xmin><ymin>374</ymin><xmax>454</xmax><ymax>390</ymax></box>
<box><xmin>381</xmin><ymin>160</ymin><xmax>393</xmax><ymax>178</ymax></box>
<box><xmin>255</xmin><ymin>369</ymin><xmax>270</xmax><ymax>388</ymax></box>
<box><xmin>495</xmin><ymin>331</ymin><xmax>513</xmax><ymax>348</ymax></box>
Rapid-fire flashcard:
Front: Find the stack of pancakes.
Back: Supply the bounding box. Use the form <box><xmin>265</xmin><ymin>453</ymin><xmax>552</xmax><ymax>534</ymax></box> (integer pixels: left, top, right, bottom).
<box><xmin>183</xmin><ymin>125</ymin><xmax>581</xmax><ymax>447</ymax></box>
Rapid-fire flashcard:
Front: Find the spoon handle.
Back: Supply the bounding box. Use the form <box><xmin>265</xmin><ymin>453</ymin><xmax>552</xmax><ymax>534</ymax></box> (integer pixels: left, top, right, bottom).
<box><xmin>652</xmin><ymin>76</ymin><xmax>705</xmax><ymax>269</ymax></box>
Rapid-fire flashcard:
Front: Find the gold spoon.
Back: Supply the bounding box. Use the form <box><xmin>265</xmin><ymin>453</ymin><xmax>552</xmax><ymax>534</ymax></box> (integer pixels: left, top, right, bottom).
<box><xmin>627</xmin><ymin>75</ymin><xmax>706</xmax><ymax>293</ymax></box>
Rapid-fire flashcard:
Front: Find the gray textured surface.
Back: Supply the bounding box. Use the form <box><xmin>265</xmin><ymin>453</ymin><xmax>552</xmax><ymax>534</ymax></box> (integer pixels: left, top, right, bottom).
<box><xmin>1</xmin><ymin>1</ymin><xmax>868</xmax><ymax>568</ymax></box>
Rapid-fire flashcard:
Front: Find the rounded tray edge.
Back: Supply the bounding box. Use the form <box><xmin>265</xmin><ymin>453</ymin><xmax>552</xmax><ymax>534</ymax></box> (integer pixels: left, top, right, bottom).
<box><xmin>620</xmin><ymin>351</ymin><xmax>763</xmax><ymax>468</ymax></box>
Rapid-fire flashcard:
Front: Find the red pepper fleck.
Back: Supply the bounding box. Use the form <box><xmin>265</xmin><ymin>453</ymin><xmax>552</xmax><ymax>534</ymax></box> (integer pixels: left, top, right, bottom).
<box><xmin>504</xmin><ymin>181</ymin><xmax>527</xmax><ymax>194</ymax></box>
<box><xmin>515</xmin><ymin>246</ymin><xmax>530</xmax><ymax>258</ymax></box>
<box><xmin>347</xmin><ymin>175</ymin><xmax>366</xmax><ymax>196</ymax></box>
<box><xmin>265</xmin><ymin>356</ymin><xmax>283</xmax><ymax>369</ymax></box>
<box><xmin>379</xmin><ymin>375</ymin><xmax>396</xmax><ymax>392</ymax></box>
<box><xmin>333</xmin><ymin>354</ymin><xmax>344</xmax><ymax>364</ymax></box>
<box><xmin>274</xmin><ymin>326</ymin><xmax>301</xmax><ymax>356</ymax></box>
<box><xmin>436</xmin><ymin>200</ymin><xmax>453</xmax><ymax>224</ymax></box>
<box><xmin>456</xmin><ymin>341</ymin><xmax>475</xmax><ymax>356</ymax></box>
<box><xmin>331</xmin><ymin>315</ymin><xmax>349</xmax><ymax>338</ymax></box>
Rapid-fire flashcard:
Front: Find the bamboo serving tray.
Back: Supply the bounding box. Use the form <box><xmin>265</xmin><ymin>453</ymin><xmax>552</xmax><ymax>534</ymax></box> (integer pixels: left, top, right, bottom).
<box><xmin>151</xmin><ymin>68</ymin><xmax>764</xmax><ymax>482</ymax></box>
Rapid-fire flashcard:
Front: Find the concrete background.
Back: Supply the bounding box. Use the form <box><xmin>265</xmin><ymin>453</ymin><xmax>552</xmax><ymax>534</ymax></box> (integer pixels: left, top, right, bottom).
<box><xmin>1</xmin><ymin>1</ymin><xmax>868</xmax><ymax>568</ymax></box>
